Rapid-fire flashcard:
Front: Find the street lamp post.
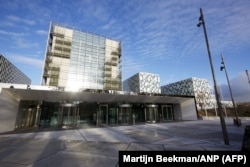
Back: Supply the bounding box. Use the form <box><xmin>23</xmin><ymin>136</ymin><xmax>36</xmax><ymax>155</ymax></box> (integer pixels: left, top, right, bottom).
<box><xmin>197</xmin><ymin>8</ymin><xmax>230</xmax><ymax>145</ymax></box>
<box><xmin>246</xmin><ymin>70</ymin><xmax>250</xmax><ymax>84</ymax></box>
<box><xmin>220</xmin><ymin>54</ymin><xmax>240</xmax><ymax>126</ymax></box>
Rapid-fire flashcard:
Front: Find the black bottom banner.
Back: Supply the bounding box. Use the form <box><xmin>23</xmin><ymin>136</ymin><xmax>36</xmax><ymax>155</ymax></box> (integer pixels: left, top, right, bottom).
<box><xmin>119</xmin><ymin>151</ymin><xmax>250</xmax><ymax>167</ymax></box>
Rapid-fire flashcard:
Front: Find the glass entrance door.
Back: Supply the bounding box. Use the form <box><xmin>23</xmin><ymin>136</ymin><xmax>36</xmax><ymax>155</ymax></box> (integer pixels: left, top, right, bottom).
<box><xmin>145</xmin><ymin>105</ymin><xmax>158</xmax><ymax>123</ymax></box>
<box><xmin>98</xmin><ymin>105</ymin><xmax>108</xmax><ymax>126</ymax></box>
<box><xmin>118</xmin><ymin>104</ymin><xmax>132</xmax><ymax>125</ymax></box>
<box><xmin>58</xmin><ymin>103</ymin><xmax>79</xmax><ymax>128</ymax></box>
<box><xmin>161</xmin><ymin>105</ymin><xmax>173</xmax><ymax>121</ymax></box>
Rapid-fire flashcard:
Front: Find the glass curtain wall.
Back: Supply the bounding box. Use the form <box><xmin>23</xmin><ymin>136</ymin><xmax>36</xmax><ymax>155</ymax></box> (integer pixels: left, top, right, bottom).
<box><xmin>68</xmin><ymin>31</ymin><xmax>105</xmax><ymax>90</ymax></box>
<box><xmin>40</xmin><ymin>102</ymin><xmax>79</xmax><ymax>129</ymax></box>
<box><xmin>16</xmin><ymin>101</ymin><xmax>175</xmax><ymax>130</ymax></box>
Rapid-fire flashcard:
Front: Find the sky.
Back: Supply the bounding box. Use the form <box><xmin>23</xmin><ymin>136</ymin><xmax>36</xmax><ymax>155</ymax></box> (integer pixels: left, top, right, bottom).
<box><xmin>0</xmin><ymin>0</ymin><xmax>250</xmax><ymax>102</ymax></box>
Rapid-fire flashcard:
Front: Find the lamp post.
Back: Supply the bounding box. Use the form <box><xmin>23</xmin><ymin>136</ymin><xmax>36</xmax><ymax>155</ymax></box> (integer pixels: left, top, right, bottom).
<box><xmin>246</xmin><ymin>70</ymin><xmax>250</xmax><ymax>84</ymax></box>
<box><xmin>220</xmin><ymin>54</ymin><xmax>240</xmax><ymax>126</ymax></box>
<box><xmin>197</xmin><ymin>8</ymin><xmax>229</xmax><ymax>145</ymax></box>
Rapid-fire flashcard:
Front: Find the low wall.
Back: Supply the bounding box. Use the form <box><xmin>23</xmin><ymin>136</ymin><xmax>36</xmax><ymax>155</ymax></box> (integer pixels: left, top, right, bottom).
<box><xmin>0</xmin><ymin>89</ymin><xmax>19</xmax><ymax>133</ymax></box>
<box><xmin>202</xmin><ymin>116</ymin><xmax>250</xmax><ymax>121</ymax></box>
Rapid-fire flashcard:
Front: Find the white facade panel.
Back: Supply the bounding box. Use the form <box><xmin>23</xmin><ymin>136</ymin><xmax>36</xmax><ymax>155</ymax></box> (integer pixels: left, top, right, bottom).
<box><xmin>123</xmin><ymin>72</ymin><xmax>161</xmax><ymax>94</ymax></box>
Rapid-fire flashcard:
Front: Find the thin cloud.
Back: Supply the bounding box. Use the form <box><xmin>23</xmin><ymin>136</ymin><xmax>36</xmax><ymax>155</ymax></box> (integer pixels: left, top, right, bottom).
<box><xmin>8</xmin><ymin>54</ymin><xmax>44</xmax><ymax>69</ymax></box>
<box><xmin>0</xmin><ymin>29</ymin><xmax>26</xmax><ymax>37</ymax></box>
<box><xmin>6</xmin><ymin>15</ymin><xmax>36</xmax><ymax>26</ymax></box>
<box><xmin>0</xmin><ymin>20</ymin><xmax>15</xmax><ymax>27</ymax></box>
<box><xmin>0</xmin><ymin>29</ymin><xmax>38</xmax><ymax>49</ymax></box>
<box><xmin>122</xmin><ymin>55</ymin><xmax>149</xmax><ymax>80</ymax></box>
<box><xmin>35</xmin><ymin>30</ymin><xmax>48</xmax><ymax>35</ymax></box>
<box><xmin>220</xmin><ymin>72</ymin><xmax>250</xmax><ymax>102</ymax></box>
<box><xmin>117</xmin><ymin>0</ymin><xmax>250</xmax><ymax>64</ymax></box>
<box><xmin>12</xmin><ymin>37</ymin><xmax>39</xmax><ymax>49</ymax></box>
<box><xmin>0</xmin><ymin>0</ymin><xmax>249</xmax><ymax>87</ymax></box>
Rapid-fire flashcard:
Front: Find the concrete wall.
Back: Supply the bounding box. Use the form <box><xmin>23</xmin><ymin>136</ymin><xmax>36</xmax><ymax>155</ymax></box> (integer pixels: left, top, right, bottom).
<box><xmin>0</xmin><ymin>89</ymin><xmax>19</xmax><ymax>133</ymax></box>
<box><xmin>173</xmin><ymin>104</ymin><xmax>182</xmax><ymax>121</ymax></box>
<box><xmin>180</xmin><ymin>98</ymin><xmax>198</xmax><ymax>120</ymax></box>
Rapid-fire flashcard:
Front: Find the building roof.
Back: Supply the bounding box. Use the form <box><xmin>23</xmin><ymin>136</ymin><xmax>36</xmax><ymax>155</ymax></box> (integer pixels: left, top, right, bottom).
<box><xmin>2</xmin><ymin>88</ymin><xmax>194</xmax><ymax>104</ymax></box>
<box><xmin>50</xmin><ymin>21</ymin><xmax>121</xmax><ymax>43</ymax></box>
<box><xmin>0</xmin><ymin>54</ymin><xmax>31</xmax><ymax>84</ymax></box>
<box><xmin>161</xmin><ymin>77</ymin><xmax>208</xmax><ymax>87</ymax></box>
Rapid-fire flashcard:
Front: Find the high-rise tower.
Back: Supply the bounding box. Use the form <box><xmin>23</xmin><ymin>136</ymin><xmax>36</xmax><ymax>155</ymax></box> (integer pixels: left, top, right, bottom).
<box><xmin>42</xmin><ymin>22</ymin><xmax>122</xmax><ymax>91</ymax></box>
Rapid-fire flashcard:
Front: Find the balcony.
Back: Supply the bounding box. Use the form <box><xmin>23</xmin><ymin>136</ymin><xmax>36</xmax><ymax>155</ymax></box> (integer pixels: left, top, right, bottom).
<box><xmin>50</xmin><ymin>67</ymin><xmax>60</xmax><ymax>71</ymax></box>
<box><xmin>105</xmin><ymin>67</ymin><xmax>111</xmax><ymax>71</ymax></box>
<box><xmin>55</xmin><ymin>39</ymin><xmax>72</xmax><ymax>46</ymax></box>
<box><xmin>105</xmin><ymin>73</ymin><xmax>111</xmax><ymax>77</ymax></box>
<box><xmin>54</xmin><ymin>45</ymin><xmax>71</xmax><ymax>52</ymax></box>
<box><xmin>45</xmin><ymin>58</ymin><xmax>52</xmax><ymax>63</ymax></box>
<box><xmin>111</xmin><ymin>56</ymin><xmax>118</xmax><ymax>61</ymax></box>
<box><xmin>50</xmin><ymin>32</ymin><xmax>64</xmax><ymax>38</ymax></box>
<box><xmin>43</xmin><ymin>73</ymin><xmax>49</xmax><ymax>77</ymax></box>
<box><xmin>47</xmin><ymin>51</ymin><xmax>70</xmax><ymax>59</ymax></box>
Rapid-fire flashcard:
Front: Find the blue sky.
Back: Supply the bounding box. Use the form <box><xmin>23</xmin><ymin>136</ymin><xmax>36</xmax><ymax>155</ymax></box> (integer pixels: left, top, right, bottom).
<box><xmin>0</xmin><ymin>0</ymin><xmax>250</xmax><ymax>102</ymax></box>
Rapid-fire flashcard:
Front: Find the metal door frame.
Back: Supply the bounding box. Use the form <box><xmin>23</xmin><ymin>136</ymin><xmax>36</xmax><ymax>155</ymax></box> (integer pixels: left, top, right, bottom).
<box><xmin>161</xmin><ymin>105</ymin><xmax>173</xmax><ymax>121</ymax></box>
<box><xmin>98</xmin><ymin>104</ymin><xmax>108</xmax><ymax>126</ymax></box>
<box><xmin>58</xmin><ymin>103</ymin><xmax>79</xmax><ymax>128</ymax></box>
<box><xmin>145</xmin><ymin>104</ymin><xmax>158</xmax><ymax>123</ymax></box>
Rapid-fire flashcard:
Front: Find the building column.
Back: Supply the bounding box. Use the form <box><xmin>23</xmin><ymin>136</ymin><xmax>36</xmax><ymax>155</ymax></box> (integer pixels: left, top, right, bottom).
<box><xmin>25</xmin><ymin>108</ymin><xmax>32</xmax><ymax>127</ymax></box>
<box><xmin>34</xmin><ymin>104</ymin><xmax>41</xmax><ymax>127</ymax></box>
<box><xmin>116</xmin><ymin>108</ymin><xmax>118</xmax><ymax>125</ymax></box>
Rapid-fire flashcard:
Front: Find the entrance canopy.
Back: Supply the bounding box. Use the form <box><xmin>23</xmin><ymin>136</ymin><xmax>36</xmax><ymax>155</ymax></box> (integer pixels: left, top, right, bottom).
<box><xmin>3</xmin><ymin>88</ymin><xmax>194</xmax><ymax>104</ymax></box>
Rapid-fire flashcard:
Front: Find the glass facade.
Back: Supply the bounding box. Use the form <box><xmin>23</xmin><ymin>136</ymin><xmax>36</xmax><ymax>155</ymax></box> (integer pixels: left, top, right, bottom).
<box><xmin>15</xmin><ymin>100</ymin><xmax>174</xmax><ymax>129</ymax></box>
<box><xmin>0</xmin><ymin>55</ymin><xmax>31</xmax><ymax>84</ymax></box>
<box><xmin>42</xmin><ymin>22</ymin><xmax>122</xmax><ymax>91</ymax></box>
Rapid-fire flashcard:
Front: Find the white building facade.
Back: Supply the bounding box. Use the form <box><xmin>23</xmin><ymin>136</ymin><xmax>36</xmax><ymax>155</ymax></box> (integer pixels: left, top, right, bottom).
<box><xmin>161</xmin><ymin>77</ymin><xmax>232</xmax><ymax>110</ymax></box>
<box><xmin>123</xmin><ymin>72</ymin><xmax>161</xmax><ymax>94</ymax></box>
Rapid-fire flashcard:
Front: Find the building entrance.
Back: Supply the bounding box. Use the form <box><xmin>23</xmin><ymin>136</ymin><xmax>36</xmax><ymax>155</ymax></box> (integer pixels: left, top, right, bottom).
<box><xmin>98</xmin><ymin>105</ymin><xmax>108</xmax><ymax>126</ymax></box>
<box><xmin>57</xmin><ymin>103</ymin><xmax>79</xmax><ymax>128</ymax></box>
<box><xmin>145</xmin><ymin>105</ymin><xmax>158</xmax><ymax>123</ymax></box>
<box><xmin>161</xmin><ymin>105</ymin><xmax>173</xmax><ymax>121</ymax></box>
<box><xmin>118</xmin><ymin>104</ymin><xmax>132</xmax><ymax>125</ymax></box>
<box><xmin>15</xmin><ymin>101</ymin><xmax>41</xmax><ymax>129</ymax></box>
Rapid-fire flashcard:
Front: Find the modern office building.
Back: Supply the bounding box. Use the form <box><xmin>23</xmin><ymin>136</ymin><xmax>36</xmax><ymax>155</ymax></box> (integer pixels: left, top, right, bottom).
<box><xmin>0</xmin><ymin>83</ymin><xmax>197</xmax><ymax>133</ymax></box>
<box><xmin>0</xmin><ymin>54</ymin><xmax>31</xmax><ymax>84</ymax></box>
<box><xmin>42</xmin><ymin>22</ymin><xmax>122</xmax><ymax>91</ymax></box>
<box><xmin>0</xmin><ymin>22</ymin><xmax>198</xmax><ymax>134</ymax></box>
<box><xmin>123</xmin><ymin>72</ymin><xmax>161</xmax><ymax>94</ymax></box>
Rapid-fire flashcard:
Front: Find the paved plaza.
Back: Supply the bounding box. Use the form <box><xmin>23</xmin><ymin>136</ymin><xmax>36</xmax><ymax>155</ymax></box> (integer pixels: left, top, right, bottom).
<box><xmin>0</xmin><ymin>119</ymin><xmax>249</xmax><ymax>167</ymax></box>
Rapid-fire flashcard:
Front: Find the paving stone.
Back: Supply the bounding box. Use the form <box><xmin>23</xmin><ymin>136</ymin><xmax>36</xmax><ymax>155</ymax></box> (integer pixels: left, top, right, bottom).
<box><xmin>164</xmin><ymin>145</ymin><xmax>205</xmax><ymax>151</ymax></box>
<box><xmin>0</xmin><ymin>162</ymin><xmax>25</xmax><ymax>167</ymax></box>
<box><xmin>127</xmin><ymin>143</ymin><xmax>164</xmax><ymax>151</ymax></box>
<box><xmin>27</xmin><ymin>151</ymin><xmax>118</xmax><ymax>167</ymax></box>
<box><xmin>0</xmin><ymin>120</ymin><xmax>248</xmax><ymax>167</ymax></box>
<box><xmin>34</xmin><ymin>130</ymin><xmax>84</xmax><ymax>141</ymax></box>
<box><xmin>78</xmin><ymin>128</ymin><xmax>136</xmax><ymax>143</ymax></box>
<box><xmin>0</xmin><ymin>138</ymin><xmax>81</xmax><ymax>165</ymax></box>
<box><xmin>66</xmin><ymin>141</ymin><xmax>128</xmax><ymax>157</ymax></box>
